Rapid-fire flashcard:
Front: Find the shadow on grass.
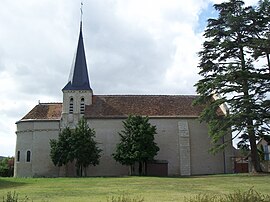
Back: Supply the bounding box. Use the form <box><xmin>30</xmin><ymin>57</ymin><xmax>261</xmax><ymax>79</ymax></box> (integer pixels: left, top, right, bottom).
<box><xmin>0</xmin><ymin>178</ymin><xmax>27</xmax><ymax>189</ymax></box>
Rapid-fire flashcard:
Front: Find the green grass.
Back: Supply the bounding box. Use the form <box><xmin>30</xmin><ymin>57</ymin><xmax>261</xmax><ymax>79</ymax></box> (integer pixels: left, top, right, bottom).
<box><xmin>0</xmin><ymin>174</ymin><xmax>270</xmax><ymax>202</ymax></box>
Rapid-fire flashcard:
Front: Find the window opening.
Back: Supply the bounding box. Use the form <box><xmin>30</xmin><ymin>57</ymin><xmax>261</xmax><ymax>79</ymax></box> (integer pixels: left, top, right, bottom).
<box><xmin>17</xmin><ymin>151</ymin><xmax>20</xmax><ymax>162</ymax></box>
<box><xmin>80</xmin><ymin>98</ymin><xmax>85</xmax><ymax>114</ymax></box>
<box><xmin>69</xmin><ymin>97</ymin><xmax>74</xmax><ymax>113</ymax></box>
<box><xmin>26</xmin><ymin>151</ymin><xmax>31</xmax><ymax>162</ymax></box>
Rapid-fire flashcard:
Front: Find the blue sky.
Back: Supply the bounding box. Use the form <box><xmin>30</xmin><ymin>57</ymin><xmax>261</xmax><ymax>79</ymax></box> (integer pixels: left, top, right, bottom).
<box><xmin>0</xmin><ymin>0</ymin><xmax>258</xmax><ymax>156</ymax></box>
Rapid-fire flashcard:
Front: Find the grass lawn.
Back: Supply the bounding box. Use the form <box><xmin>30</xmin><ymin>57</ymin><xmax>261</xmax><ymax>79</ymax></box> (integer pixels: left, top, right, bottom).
<box><xmin>0</xmin><ymin>174</ymin><xmax>270</xmax><ymax>202</ymax></box>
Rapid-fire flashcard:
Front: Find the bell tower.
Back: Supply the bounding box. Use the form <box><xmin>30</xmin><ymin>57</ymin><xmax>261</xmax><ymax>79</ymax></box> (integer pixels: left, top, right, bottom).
<box><xmin>61</xmin><ymin>22</ymin><xmax>93</xmax><ymax>128</ymax></box>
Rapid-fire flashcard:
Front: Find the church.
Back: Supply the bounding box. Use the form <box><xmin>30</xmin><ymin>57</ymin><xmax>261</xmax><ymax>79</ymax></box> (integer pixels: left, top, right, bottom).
<box><xmin>14</xmin><ymin>22</ymin><xmax>233</xmax><ymax>177</ymax></box>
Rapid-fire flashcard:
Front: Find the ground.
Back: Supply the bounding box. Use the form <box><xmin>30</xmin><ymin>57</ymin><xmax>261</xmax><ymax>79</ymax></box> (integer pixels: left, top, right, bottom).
<box><xmin>0</xmin><ymin>174</ymin><xmax>269</xmax><ymax>201</ymax></box>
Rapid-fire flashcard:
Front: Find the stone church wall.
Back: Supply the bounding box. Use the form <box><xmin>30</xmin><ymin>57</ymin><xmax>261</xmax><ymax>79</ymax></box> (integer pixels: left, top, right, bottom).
<box><xmin>15</xmin><ymin>117</ymin><xmax>232</xmax><ymax>177</ymax></box>
<box><xmin>15</xmin><ymin>120</ymin><xmax>60</xmax><ymax>177</ymax></box>
<box><xmin>85</xmin><ymin>117</ymin><xmax>233</xmax><ymax>176</ymax></box>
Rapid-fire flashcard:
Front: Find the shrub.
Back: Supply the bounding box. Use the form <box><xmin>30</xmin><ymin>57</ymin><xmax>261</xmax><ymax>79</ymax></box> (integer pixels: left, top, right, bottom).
<box><xmin>0</xmin><ymin>157</ymin><xmax>14</xmax><ymax>177</ymax></box>
<box><xmin>107</xmin><ymin>195</ymin><xmax>144</xmax><ymax>202</ymax></box>
<box><xmin>2</xmin><ymin>191</ymin><xmax>29</xmax><ymax>202</ymax></box>
<box><xmin>221</xmin><ymin>188</ymin><xmax>270</xmax><ymax>202</ymax></box>
<box><xmin>185</xmin><ymin>188</ymin><xmax>270</xmax><ymax>202</ymax></box>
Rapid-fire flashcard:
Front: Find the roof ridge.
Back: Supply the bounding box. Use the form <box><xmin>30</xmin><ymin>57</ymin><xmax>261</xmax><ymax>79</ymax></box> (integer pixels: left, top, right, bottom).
<box><xmin>38</xmin><ymin>102</ymin><xmax>62</xmax><ymax>105</ymax></box>
<box><xmin>94</xmin><ymin>94</ymin><xmax>198</xmax><ymax>97</ymax></box>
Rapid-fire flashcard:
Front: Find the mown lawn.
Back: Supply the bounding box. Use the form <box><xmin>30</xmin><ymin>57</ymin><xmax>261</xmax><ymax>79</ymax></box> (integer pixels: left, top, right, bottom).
<box><xmin>0</xmin><ymin>174</ymin><xmax>269</xmax><ymax>202</ymax></box>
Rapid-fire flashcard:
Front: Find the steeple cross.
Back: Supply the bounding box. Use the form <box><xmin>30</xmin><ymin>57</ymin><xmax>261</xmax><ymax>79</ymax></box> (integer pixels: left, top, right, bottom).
<box><xmin>80</xmin><ymin>1</ymin><xmax>83</xmax><ymax>22</ymax></box>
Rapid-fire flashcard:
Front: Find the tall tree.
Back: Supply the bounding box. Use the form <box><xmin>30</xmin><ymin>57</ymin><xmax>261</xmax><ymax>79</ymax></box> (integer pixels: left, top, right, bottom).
<box><xmin>195</xmin><ymin>0</ymin><xmax>269</xmax><ymax>172</ymax></box>
<box><xmin>251</xmin><ymin>0</ymin><xmax>270</xmax><ymax>135</ymax></box>
<box><xmin>112</xmin><ymin>115</ymin><xmax>159</xmax><ymax>175</ymax></box>
<box><xmin>50</xmin><ymin>118</ymin><xmax>102</xmax><ymax>177</ymax></box>
<box><xmin>72</xmin><ymin>118</ymin><xmax>102</xmax><ymax>177</ymax></box>
<box><xmin>50</xmin><ymin>127</ymin><xmax>73</xmax><ymax>168</ymax></box>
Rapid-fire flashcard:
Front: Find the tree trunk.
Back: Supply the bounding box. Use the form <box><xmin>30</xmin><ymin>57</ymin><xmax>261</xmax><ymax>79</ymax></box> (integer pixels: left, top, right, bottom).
<box><xmin>129</xmin><ymin>165</ymin><xmax>132</xmax><ymax>176</ymax></box>
<box><xmin>139</xmin><ymin>162</ymin><xmax>142</xmax><ymax>176</ymax></box>
<box><xmin>129</xmin><ymin>164</ymin><xmax>135</xmax><ymax>176</ymax></box>
<box><xmin>83</xmin><ymin>166</ymin><xmax>87</xmax><ymax>177</ymax></box>
<box><xmin>65</xmin><ymin>164</ymin><xmax>68</xmax><ymax>177</ymax></box>
<box><xmin>266</xmin><ymin>53</ymin><xmax>270</xmax><ymax>73</ymax></box>
<box><xmin>247</xmin><ymin>121</ymin><xmax>262</xmax><ymax>172</ymax></box>
<box><xmin>239</xmin><ymin>45</ymin><xmax>262</xmax><ymax>173</ymax></box>
<box><xmin>144</xmin><ymin>161</ymin><xmax>147</xmax><ymax>176</ymax></box>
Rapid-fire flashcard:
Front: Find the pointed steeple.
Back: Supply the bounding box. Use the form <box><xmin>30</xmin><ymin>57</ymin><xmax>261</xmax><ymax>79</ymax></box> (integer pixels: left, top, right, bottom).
<box><xmin>63</xmin><ymin>22</ymin><xmax>92</xmax><ymax>91</ymax></box>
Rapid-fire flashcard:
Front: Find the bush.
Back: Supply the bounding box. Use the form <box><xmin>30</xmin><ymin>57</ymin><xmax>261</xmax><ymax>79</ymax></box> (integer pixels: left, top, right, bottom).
<box><xmin>0</xmin><ymin>157</ymin><xmax>14</xmax><ymax>177</ymax></box>
<box><xmin>107</xmin><ymin>195</ymin><xmax>144</xmax><ymax>202</ymax></box>
<box><xmin>185</xmin><ymin>188</ymin><xmax>270</xmax><ymax>202</ymax></box>
<box><xmin>2</xmin><ymin>191</ymin><xmax>29</xmax><ymax>202</ymax></box>
<box><xmin>221</xmin><ymin>188</ymin><xmax>270</xmax><ymax>202</ymax></box>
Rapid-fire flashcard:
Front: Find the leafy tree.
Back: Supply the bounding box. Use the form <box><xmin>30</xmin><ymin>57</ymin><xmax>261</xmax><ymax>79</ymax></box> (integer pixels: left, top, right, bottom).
<box><xmin>50</xmin><ymin>127</ymin><xmax>73</xmax><ymax>167</ymax></box>
<box><xmin>50</xmin><ymin>118</ymin><xmax>102</xmax><ymax>177</ymax></box>
<box><xmin>113</xmin><ymin>115</ymin><xmax>159</xmax><ymax>175</ymax></box>
<box><xmin>72</xmin><ymin>118</ymin><xmax>102</xmax><ymax>177</ymax></box>
<box><xmin>195</xmin><ymin>0</ymin><xmax>270</xmax><ymax>172</ymax></box>
<box><xmin>0</xmin><ymin>157</ymin><xmax>14</xmax><ymax>177</ymax></box>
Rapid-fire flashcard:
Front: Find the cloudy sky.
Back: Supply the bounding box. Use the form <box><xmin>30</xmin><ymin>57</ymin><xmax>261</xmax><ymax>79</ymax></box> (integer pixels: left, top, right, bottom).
<box><xmin>0</xmin><ymin>0</ymin><xmax>258</xmax><ymax>156</ymax></box>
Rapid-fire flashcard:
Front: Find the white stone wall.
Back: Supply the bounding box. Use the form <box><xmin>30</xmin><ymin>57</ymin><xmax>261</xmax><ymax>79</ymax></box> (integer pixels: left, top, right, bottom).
<box><xmin>15</xmin><ymin>117</ymin><xmax>233</xmax><ymax>177</ymax></box>
<box><xmin>15</xmin><ymin>120</ymin><xmax>60</xmax><ymax>177</ymax></box>
<box><xmin>85</xmin><ymin>118</ymin><xmax>233</xmax><ymax>176</ymax></box>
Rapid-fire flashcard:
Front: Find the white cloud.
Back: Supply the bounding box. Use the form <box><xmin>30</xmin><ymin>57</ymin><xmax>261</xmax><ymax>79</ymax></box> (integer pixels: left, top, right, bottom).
<box><xmin>1</xmin><ymin>0</ymin><xmax>262</xmax><ymax>156</ymax></box>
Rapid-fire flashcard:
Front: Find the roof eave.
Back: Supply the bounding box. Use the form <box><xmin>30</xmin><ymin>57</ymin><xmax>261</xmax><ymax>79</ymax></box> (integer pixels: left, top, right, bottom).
<box><xmin>16</xmin><ymin>119</ymin><xmax>61</xmax><ymax>124</ymax></box>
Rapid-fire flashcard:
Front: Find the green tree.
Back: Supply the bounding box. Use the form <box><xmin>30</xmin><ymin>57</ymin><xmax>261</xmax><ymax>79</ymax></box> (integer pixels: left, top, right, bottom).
<box><xmin>50</xmin><ymin>118</ymin><xmax>102</xmax><ymax>177</ymax></box>
<box><xmin>113</xmin><ymin>115</ymin><xmax>159</xmax><ymax>175</ymax></box>
<box><xmin>50</xmin><ymin>127</ymin><xmax>73</xmax><ymax>167</ymax></box>
<box><xmin>195</xmin><ymin>0</ymin><xmax>269</xmax><ymax>172</ymax></box>
<box><xmin>72</xmin><ymin>118</ymin><xmax>102</xmax><ymax>177</ymax></box>
<box><xmin>0</xmin><ymin>157</ymin><xmax>14</xmax><ymax>177</ymax></box>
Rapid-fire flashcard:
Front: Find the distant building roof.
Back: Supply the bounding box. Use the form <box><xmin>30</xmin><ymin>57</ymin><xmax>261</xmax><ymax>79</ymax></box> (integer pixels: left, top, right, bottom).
<box><xmin>62</xmin><ymin>22</ymin><xmax>92</xmax><ymax>91</ymax></box>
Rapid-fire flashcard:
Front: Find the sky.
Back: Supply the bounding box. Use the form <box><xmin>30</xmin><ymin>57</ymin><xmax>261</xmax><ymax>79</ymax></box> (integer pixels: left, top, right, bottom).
<box><xmin>0</xmin><ymin>0</ymin><xmax>259</xmax><ymax>156</ymax></box>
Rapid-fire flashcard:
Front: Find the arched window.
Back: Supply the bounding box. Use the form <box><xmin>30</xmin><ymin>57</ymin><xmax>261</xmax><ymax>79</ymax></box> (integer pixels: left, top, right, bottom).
<box><xmin>26</xmin><ymin>151</ymin><xmax>31</xmax><ymax>162</ymax></box>
<box><xmin>69</xmin><ymin>97</ymin><xmax>74</xmax><ymax>114</ymax></box>
<box><xmin>80</xmin><ymin>98</ymin><xmax>85</xmax><ymax>114</ymax></box>
<box><xmin>17</xmin><ymin>151</ymin><xmax>20</xmax><ymax>162</ymax></box>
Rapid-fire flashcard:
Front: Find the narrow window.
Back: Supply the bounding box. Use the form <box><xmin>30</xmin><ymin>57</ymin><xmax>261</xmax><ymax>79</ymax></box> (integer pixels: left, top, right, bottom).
<box><xmin>26</xmin><ymin>151</ymin><xmax>31</xmax><ymax>162</ymax></box>
<box><xmin>69</xmin><ymin>97</ymin><xmax>74</xmax><ymax>114</ymax></box>
<box><xmin>80</xmin><ymin>98</ymin><xmax>85</xmax><ymax>114</ymax></box>
<box><xmin>17</xmin><ymin>151</ymin><xmax>20</xmax><ymax>162</ymax></box>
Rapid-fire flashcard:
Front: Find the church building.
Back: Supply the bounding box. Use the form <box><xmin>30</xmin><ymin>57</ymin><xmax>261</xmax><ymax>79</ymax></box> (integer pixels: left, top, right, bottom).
<box><xmin>14</xmin><ymin>22</ymin><xmax>233</xmax><ymax>177</ymax></box>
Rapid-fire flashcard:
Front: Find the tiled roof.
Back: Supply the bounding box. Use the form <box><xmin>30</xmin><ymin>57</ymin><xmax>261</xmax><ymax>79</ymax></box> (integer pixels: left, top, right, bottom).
<box><xmin>21</xmin><ymin>103</ymin><xmax>62</xmax><ymax>120</ymax></box>
<box><xmin>20</xmin><ymin>95</ymin><xmax>205</xmax><ymax>121</ymax></box>
<box><xmin>85</xmin><ymin>95</ymin><xmax>204</xmax><ymax>118</ymax></box>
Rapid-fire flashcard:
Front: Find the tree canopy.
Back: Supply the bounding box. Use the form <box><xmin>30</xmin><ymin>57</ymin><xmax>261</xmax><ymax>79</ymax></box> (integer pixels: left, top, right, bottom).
<box><xmin>195</xmin><ymin>0</ymin><xmax>270</xmax><ymax>172</ymax></box>
<box><xmin>112</xmin><ymin>115</ymin><xmax>159</xmax><ymax>175</ymax></box>
<box><xmin>0</xmin><ymin>157</ymin><xmax>14</xmax><ymax>177</ymax></box>
<box><xmin>50</xmin><ymin>118</ymin><xmax>102</xmax><ymax>176</ymax></box>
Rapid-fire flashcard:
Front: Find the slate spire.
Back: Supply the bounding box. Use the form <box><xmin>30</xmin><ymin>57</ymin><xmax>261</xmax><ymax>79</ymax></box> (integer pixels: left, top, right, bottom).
<box><xmin>62</xmin><ymin>22</ymin><xmax>92</xmax><ymax>91</ymax></box>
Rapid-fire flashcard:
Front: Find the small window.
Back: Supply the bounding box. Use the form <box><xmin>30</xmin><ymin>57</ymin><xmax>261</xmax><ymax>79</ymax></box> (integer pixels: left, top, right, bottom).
<box><xmin>80</xmin><ymin>98</ymin><xmax>85</xmax><ymax>114</ymax></box>
<box><xmin>26</xmin><ymin>151</ymin><xmax>31</xmax><ymax>162</ymax></box>
<box><xmin>17</xmin><ymin>151</ymin><xmax>20</xmax><ymax>162</ymax></box>
<box><xmin>69</xmin><ymin>97</ymin><xmax>74</xmax><ymax>114</ymax></box>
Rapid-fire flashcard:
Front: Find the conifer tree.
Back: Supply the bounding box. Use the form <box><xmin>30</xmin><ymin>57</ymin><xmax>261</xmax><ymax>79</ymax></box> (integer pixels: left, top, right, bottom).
<box><xmin>195</xmin><ymin>0</ymin><xmax>269</xmax><ymax>172</ymax></box>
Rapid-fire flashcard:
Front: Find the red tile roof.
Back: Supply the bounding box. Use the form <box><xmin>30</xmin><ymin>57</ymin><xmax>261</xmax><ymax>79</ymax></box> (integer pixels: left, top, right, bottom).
<box><xmin>21</xmin><ymin>103</ymin><xmax>62</xmax><ymax>120</ymax></box>
<box><xmin>20</xmin><ymin>95</ymin><xmax>205</xmax><ymax>120</ymax></box>
<box><xmin>85</xmin><ymin>95</ymin><xmax>204</xmax><ymax>118</ymax></box>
